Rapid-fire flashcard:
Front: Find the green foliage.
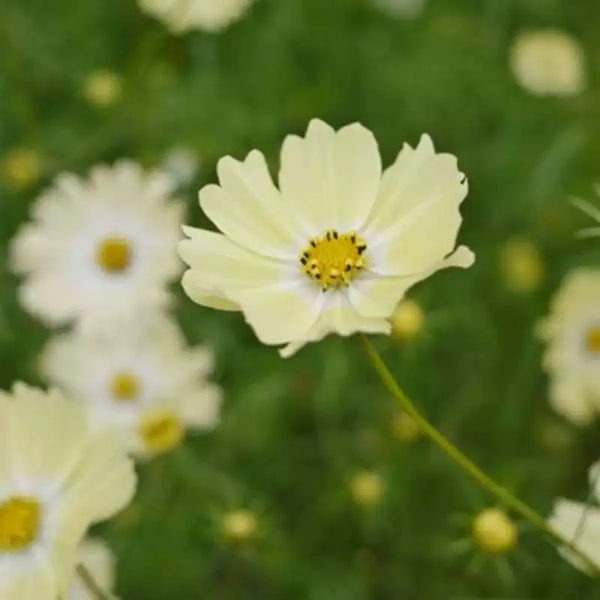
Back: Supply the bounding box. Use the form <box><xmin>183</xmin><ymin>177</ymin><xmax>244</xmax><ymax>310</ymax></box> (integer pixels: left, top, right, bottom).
<box><xmin>2</xmin><ymin>0</ymin><xmax>600</xmax><ymax>597</ymax></box>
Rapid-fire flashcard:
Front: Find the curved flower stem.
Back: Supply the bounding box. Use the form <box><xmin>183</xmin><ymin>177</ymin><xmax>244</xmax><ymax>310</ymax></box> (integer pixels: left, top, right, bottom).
<box><xmin>76</xmin><ymin>564</ymin><xmax>112</xmax><ymax>600</ymax></box>
<box><xmin>361</xmin><ymin>335</ymin><xmax>600</xmax><ymax>575</ymax></box>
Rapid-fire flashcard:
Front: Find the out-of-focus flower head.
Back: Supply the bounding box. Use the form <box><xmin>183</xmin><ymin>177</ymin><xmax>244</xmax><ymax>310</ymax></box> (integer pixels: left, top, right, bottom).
<box><xmin>390</xmin><ymin>298</ymin><xmax>425</xmax><ymax>339</ymax></box>
<box><xmin>41</xmin><ymin>314</ymin><xmax>222</xmax><ymax>459</ymax></box>
<box><xmin>372</xmin><ymin>0</ymin><xmax>425</xmax><ymax>20</ymax></box>
<box><xmin>538</xmin><ymin>269</ymin><xmax>600</xmax><ymax>425</ymax></box>
<box><xmin>138</xmin><ymin>0</ymin><xmax>255</xmax><ymax>33</ymax></box>
<box><xmin>179</xmin><ymin>119</ymin><xmax>474</xmax><ymax>357</ymax></box>
<box><xmin>68</xmin><ymin>538</ymin><xmax>116</xmax><ymax>600</ymax></box>
<box><xmin>351</xmin><ymin>471</ymin><xmax>384</xmax><ymax>506</ymax></box>
<box><xmin>510</xmin><ymin>30</ymin><xmax>586</xmax><ymax>97</ymax></box>
<box><xmin>0</xmin><ymin>383</ymin><xmax>136</xmax><ymax>600</ymax></box>
<box><xmin>500</xmin><ymin>237</ymin><xmax>545</xmax><ymax>293</ymax></box>
<box><xmin>3</xmin><ymin>148</ymin><xmax>42</xmax><ymax>190</ymax></box>
<box><xmin>392</xmin><ymin>411</ymin><xmax>421</xmax><ymax>442</ymax></box>
<box><xmin>82</xmin><ymin>70</ymin><xmax>122</xmax><ymax>107</ymax></box>
<box><xmin>472</xmin><ymin>508</ymin><xmax>518</xmax><ymax>555</ymax></box>
<box><xmin>222</xmin><ymin>510</ymin><xmax>258</xmax><ymax>542</ymax></box>
<box><xmin>10</xmin><ymin>160</ymin><xmax>184</xmax><ymax>331</ymax></box>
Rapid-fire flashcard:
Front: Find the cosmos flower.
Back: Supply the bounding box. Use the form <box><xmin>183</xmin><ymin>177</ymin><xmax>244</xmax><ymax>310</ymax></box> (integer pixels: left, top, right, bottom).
<box><xmin>0</xmin><ymin>383</ymin><xmax>136</xmax><ymax>600</ymax></box>
<box><xmin>10</xmin><ymin>161</ymin><xmax>183</xmax><ymax>331</ymax></box>
<box><xmin>68</xmin><ymin>538</ymin><xmax>116</xmax><ymax>600</ymax></box>
<box><xmin>180</xmin><ymin>119</ymin><xmax>474</xmax><ymax>357</ymax></box>
<box><xmin>549</xmin><ymin>462</ymin><xmax>600</xmax><ymax>575</ymax></box>
<box><xmin>138</xmin><ymin>0</ymin><xmax>255</xmax><ymax>33</ymax></box>
<box><xmin>510</xmin><ymin>30</ymin><xmax>586</xmax><ymax>97</ymax></box>
<box><xmin>538</xmin><ymin>269</ymin><xmax>600</xmax><ymax>425</ymax></box>
<box><xmin>41</xmin><ymin>315</ymin><xmax>222</xmax><ymax>459</ymax></box>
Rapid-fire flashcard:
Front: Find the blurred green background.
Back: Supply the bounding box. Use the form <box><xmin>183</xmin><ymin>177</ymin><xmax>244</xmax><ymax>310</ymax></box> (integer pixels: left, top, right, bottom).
<box><xmin>3</xmin><ymin>0</ymin><xmax>600</xmax><ymax>598</ymax></box>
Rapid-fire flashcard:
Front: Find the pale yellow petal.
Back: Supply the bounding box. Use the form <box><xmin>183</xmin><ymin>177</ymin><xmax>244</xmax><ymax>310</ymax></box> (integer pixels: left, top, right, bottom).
<box><xmin>200</xmin><ymin>150</ymin><xmax>299</xmax><ymax>258</ymax></box>
<box><xmin>279</xmin><ymin>120</ymin><xmax>382</xmax><ymax>234</ymax></box>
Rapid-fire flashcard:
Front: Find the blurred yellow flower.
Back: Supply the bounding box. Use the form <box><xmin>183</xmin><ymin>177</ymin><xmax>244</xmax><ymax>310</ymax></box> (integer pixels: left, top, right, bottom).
<box><xmin>538</xmin><ymin>269</ymin><xmax>600</xmax><ymax>425</ymax></box>
<box><xmin>472</xmin><ymin>508</ymin><xmax>518</xmax><ymax>555</ymax></box>
<box><xmin>68</xmin><ymin>538</ymin><xmax>116</xmax><ymax>600</ymax></box>
<box><xmin>10</xmin><ymin>161</ymin><xmax>183</xmax><ymax>330</ymax></box>
<box><xmin>180</xmin><ymin>120</ymin><xmax>474</xmax><ymax>357</ymax></box>
<box><xmin>82</xmin><ymin>70</ymin><xmax>122</xmax><ymax>107</ymax></box>
<box><xmin>500</xmin><ymin>237</ymin><xmax>544</xmax><ymax>293</ymax></box>
<box><xmin>222</xmin><ymin>510</ymin><xmax>258</xmax><ymax>542</ymax></box>
<box><xmin>0</xmin><ymin>383</ymin><xmax>136</xmax><ymax>600</ymax></box>
<box><xmin>139</xmin><ymin>0</ymin><xmax>255</xmax><ymax>33</ymax></box>
<box><xmin>510</xmin><ymin>30</ymin><xmax>586</xmax><ymax>97</ymax></box>
<box><xmin>390</xmin><ymin>299</ymin><xmax>425</xmax><ymax>339</ymax></box>
<box><xmin>392</xmin><ymin>411</ymin><xmax>421</xmax><ymax>442</ymax></box>
<box><xmin>3</xmin><ymin>147</ymin><xmax>41</xmax><ymax>189</ymax></box>
<box><xmin>41</xmin><ymin>315</ymin><xmax>222</xmax><ymax>460</ymax></box>
<box><xmin>351</xmin><ymin>471</ymin><xmax>384</xmax><ymax>506</ymax></box>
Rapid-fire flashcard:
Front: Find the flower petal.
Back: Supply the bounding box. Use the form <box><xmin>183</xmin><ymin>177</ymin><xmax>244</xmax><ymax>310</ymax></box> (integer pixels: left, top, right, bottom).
<box><xmin>279</xmin><ymin>120</ymin><xmax>382</xmax><ymax>235</ymax></box>
<box><xmin>349</xmin><ymin>246</ymin><xmax>474</xmax><ymax>318</ymax></box>
<box><xmin>363</xmin><ymin>134</ymin><xmax>469</xmax><ymax>276</ymax></box>
<box><xmin>279</xmin><ymin>291</ymin><xmax>390</xmax><ymax>358</ymax></box>
<box><xmin>200</xmin><ymin>150</ymin><xmax>300</xmax><ymax>258</ymax></box>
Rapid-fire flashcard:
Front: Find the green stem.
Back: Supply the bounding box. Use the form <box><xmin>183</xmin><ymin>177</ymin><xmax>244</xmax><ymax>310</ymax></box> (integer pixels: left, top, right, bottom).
<box><xmin>361</xmin><ymin>335</ymin><xmax>600</xmax><ymax>575</ymax></box>
<box><xmin>76</xmin><ymin>564</ymin><xmax>112</xmax><ymax>600</ymax></box>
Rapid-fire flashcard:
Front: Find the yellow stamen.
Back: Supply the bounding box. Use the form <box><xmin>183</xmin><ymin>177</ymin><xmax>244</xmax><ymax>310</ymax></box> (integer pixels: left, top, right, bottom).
<box><xmin>140</xmin><ymin>411</ymin><xmax>184</xmax><ymax>455</ymax></box>
<box><xmin>0</xmin><ymin>497</ymin><xmax>40</xmax><ymax>552</ymax></box>
<box><xmin>96</xmin><ymin>237</ymin><xmax>131</xmax><ymax>273</ymax></box>
<box><xmin>111</xmin><ymin>372</ymin><xmax>140</xmax><ymax>402</ymax></box>
<box><xmin>586</xmin><ymin>327</ymin><xmax>600</xmax><ymax>354</ymax></box>
<box><xmin>299</xmin><ymin>230</ymin><xmax>367</xmax><ymax>290</ymax></box>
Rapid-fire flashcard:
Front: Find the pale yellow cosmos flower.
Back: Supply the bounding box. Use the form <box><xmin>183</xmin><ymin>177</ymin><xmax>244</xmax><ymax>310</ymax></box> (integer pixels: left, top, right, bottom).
<box><xmin>0</xmin><ymin>383</ymin><xmax>136</xmax><ymax>600</ymax></box>
<box><xmin>179</xmin><ymin>120</ymin><xmax>474</xmax><ymax>357</ymax></box>
<box><xmin>538</xmin><ymin>269</ymin><xmax>600</xmax><ymax>425</ymax></box>
<box><xmin>68</xmin><ymin>538</ymin><xmax>117</xmax><ymax>600</ymax></box>
<box><xmin>139</xmin><ymin>0</ymin><xmax>255</xmax><ymax>33</ymax></box>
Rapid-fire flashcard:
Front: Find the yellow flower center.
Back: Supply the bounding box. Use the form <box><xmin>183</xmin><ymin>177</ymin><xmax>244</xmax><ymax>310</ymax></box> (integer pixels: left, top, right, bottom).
<box><xmin>140</xmin><ymin>411</ymin><xmax>184</xmax><ymax>455</ymax></box>
<box><xmin>96</xmin><ymin>237</ymin><xmax>132</xmax><ymax>273</ymax></box>
<box><xmin>586</xmin><ymin>327</ymin><xmax>600</xmax><ymax>355</ymax></box>
<box><xmin>0</xmin><ymin>497</ymin><xmax>40</xmax><ymax>552</ymax></box>
<box><xmin>300</xmin><ymin>229</ymin><xmax>367</xmax><ymax>290</ymax></box>
<box><xmin>472</xmin><ymin>508</ymin><xmax>518</xmax><ymax>555</ymax></box>
<box><xmin>111</xmin><ymin>372</ymin><xmax>140</xmax><ymax>402</ymax></box>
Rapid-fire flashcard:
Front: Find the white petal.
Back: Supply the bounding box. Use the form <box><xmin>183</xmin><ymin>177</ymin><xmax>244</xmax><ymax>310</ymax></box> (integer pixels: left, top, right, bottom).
<box><xmin>200</xmin><ymin>150</ymin><xmax>300</xmax><ymax>258</ymax></box>
<box><xmin>175</xmin><ymin>383</ymin><xmax>223</xmax><ymax>429</ymax></box>
<box><xmin>349</xmin><ymin>246</ymin><xmax>474</xmax><ymax>319</ymax></box>
<box><xmin>549</xmin><ymin>377</ymin><xmax>596</xmax><ymax>426</ymax></box>
<box><xmin>279</xmin><ymin>291</ymin><xmax>390</xmax><ymax>358</ymax></box>
<box><xmin>363</xmin><ymin>134</ymin><xmax>469</xmax><ymax>275</ymax></box>
<box><xmin>279</xmin><ymin>120</ymin><xmax>382</xmax><ymax>235</ymax></box>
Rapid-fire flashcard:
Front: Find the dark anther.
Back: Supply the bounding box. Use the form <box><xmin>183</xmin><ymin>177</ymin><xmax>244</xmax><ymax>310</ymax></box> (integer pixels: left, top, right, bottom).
<box><xmin>300</xmin><ymin>257</ymin><xmax>307</xmax><ymax>265</ymax></box>
<box><xmin>333</xmin><ymin>231</ymin><xmax>339</xmax><ymax>239</ymax></box>
<box><xmin>357</xmin><ymin>245</ymin><xmax>366</xmax><ymax>254</ymax></box>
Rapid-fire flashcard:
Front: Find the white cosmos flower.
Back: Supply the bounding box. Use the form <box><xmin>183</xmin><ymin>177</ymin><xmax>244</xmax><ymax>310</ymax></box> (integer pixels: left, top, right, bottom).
<box><xmin>68</xmin><ymin>538</ymin><xmax>116</xmax><ymax>600</ymax></box>
<box><xmin>41</xmin><ymin>315</ymin><xmax>222</xmax><ymax>459</ymax></box>
<box><xmin>10</xmin><ymin>161</ymin><xmax>183</xmax><ymax>331</ymax></box>
<box><xmin>538</xmin><ymin>269</ymin><xmax>600</xmax><ymax>425</ymax></box>
<box><xmin>510</xmin><ymin>30</ymin><xmax>586</xmax><ymax>97</ymax></box>
<box><xmin>139</xmin><ymin>0</ymin><xmax>255</xmax><ymax>33</ymax></box>
<box><xmin>179</xmin><ymin>119</ymin><xmax>474</xmax><ymax>357</ymax></box>
<box><xmin>548</xmin><ymin>462</ymin><xmax>600</xmax><ymax>574</ymax></box>
<box><xmin>0</xmin><ymin>383</ymin><xmax>136</xmax><ymax>600</ymax></box>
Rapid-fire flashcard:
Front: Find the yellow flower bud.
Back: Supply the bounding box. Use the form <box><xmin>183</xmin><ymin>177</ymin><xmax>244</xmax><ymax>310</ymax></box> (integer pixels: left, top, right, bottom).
<box><xmin>83</xmin><ymin>70</ymin><xmax>122</xmax><ymax>107</ymax></box>
<box><xmin>500</xmin><ymin>237</ymin><xmax>544</xmax><ymax>293</ymax></box>
<box><xmin>3</xmin><ymin>148</ymin><xmax>41</xmax><ymax>189</ymax></box>
<box><xmin>222</xmin><ymin>509</ymin><xmax>257</xmax><ymax>542</ymax></box>
<box><xmin>472</xmin><ymin>508</ymin><xmax>518</xmax><ymax>555</ymax></box>
<box><xmin>392</xmin><ymin>412</ymin><xmax>421</xmax><ymax>442</ymax></box>
<box><xmin>390</xmin><ymin>299</ymin><xmax>425</xmax><ymax>340</ymax></box>
<box><xmin>351</xmin><ymin>471</ymin><xmax>384</xmax><ymax>506</ymax></box>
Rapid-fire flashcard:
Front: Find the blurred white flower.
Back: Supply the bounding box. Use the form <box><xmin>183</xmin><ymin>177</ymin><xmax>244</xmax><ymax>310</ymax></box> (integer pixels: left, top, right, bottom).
<box><xmin>41</xmin><ymin>315</ymin><xmax>222</xmax><ymax>459</ymax></box>
<box><xmin>538</xmin><ymin>269</ymin><xmax>600</xmax><ymax>425</ymax></box>
<box><xmin>163</xmin><ymin>146</ymin><xmax>200</xmax><ymax>188</ymax></box>
<box><xmin>510</xmin><ymin>30</ymin><xmax>586</xmax><ymax>97</ymax></box>
<box><xmin>372</xmin><ymin>0</ymin><xmax>425</xmax><ymax>19</ymax></box>
<box><xmin>0</xmin><ymin>383</ymin><xmax>136</xmax><ymax>600</ymax></box>
<box><xmin>180</xmin><ymin>119</ymin><xmax>474</xmax><ymax>357</ymax></box>
<box><xmin>10</xmin><ymin>161</ymin><xmax>184</xmax><ymax>331</ymax></box>
<box><xmin>139</xmin><ymin>0</ymin><xmax>255</xmax><ymax>33</ymax></box>
<box><xmin>572</xmin><ymin>195</ymin><xmax>600</xmax><ymax>239</ymax></box>
<box><xmin>549</xmin><ymin>463</ymin><xmax>600</xmax><ymax>574</ymax></box>
<box><xmin>69</xmin><ymin>538</ymin><xmax>116</xmax><ymax>600</ymax></box>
